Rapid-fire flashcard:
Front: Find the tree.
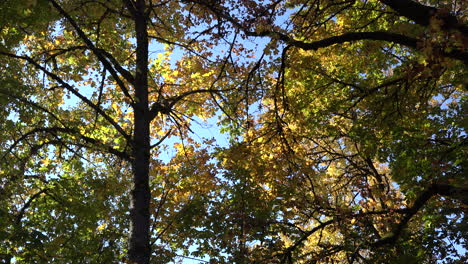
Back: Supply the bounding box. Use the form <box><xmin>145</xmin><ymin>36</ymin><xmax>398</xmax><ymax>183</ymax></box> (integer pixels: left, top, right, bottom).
<box><xmin>193</xmin><ymin>0</ymin><xmax>467</xmax><ymax>263</ymax></box>
<box><xmin>1</xmin><ymin>0</ymin><xmax>247</xmax><ymax>263</ymax></box>
<box><xmin>0</xmin><ymin>0</ymin><xmax>466</xmax><ymax>264</ymax></box>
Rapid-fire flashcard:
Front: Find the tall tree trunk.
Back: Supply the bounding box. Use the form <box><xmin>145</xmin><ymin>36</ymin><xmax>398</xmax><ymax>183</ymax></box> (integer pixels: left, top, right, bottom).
<box><xmin>129</xmin><ymin>0</ymin><xmax>151</xmax><ymax>263</ymax></box>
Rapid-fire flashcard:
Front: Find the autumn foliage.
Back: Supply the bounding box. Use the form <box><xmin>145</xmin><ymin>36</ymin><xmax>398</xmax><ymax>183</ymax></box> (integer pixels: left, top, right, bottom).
<box><xmin>0</xmin><ymin>0</ymin><xmax>466</xmax><ymax>263</ymax></box>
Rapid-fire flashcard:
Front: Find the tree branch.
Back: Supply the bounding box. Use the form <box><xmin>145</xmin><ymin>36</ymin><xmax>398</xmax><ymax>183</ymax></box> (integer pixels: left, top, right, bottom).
<box><xmin>372</xmin><ymin>182</ymin><xmax>468</xmax><ymax>247</ymax></box>
<box><xmin>48</xmin><ymin>0</ymin><xmax>135</xmax><ymax>105</ymax></box>
<box><xmin>0</xmin><ymin>90</ymin><xmax>68</xmax><ymax>128</ymax></box>
<box><xmin>190</xmin><ymin>0</ymin><xmax>467</xmax><ymax>64</ymax></box>
<box><xmin>16</xmin><ymin>189</ymin><xmax>48</xmax><ymax>225</ymax></box>
<box><xmin>379</xmin><ymin>0</ymin><xmax>468</xmax><ymax>37</ymax></box>
<box><xmin>281</xmin><ymin>219</ymin><xmax>335</xmax><ymax>258</ymax></box>
<box><xmin>3</xmin><ymin>126</ymin><xmax>130</xmax><ymax>161</ymax></box>
<box><xmin>0</xmin><ymin>51</ymin><xmax>131</xmax><ymax>141</ymax></box>
<box><xmin>149</xmin><ymin>89</ymin><xmax>223</xmax><ymax>120</ymax></box>
<box><xmin>270</xmin><ymin>31</ymin><xmax>416</xmax><ymax>50</ymax></box>
<box><xmin>254</xmin><ymin>30</ymin><xmax>467</xmax><ymax>64</ymax></box>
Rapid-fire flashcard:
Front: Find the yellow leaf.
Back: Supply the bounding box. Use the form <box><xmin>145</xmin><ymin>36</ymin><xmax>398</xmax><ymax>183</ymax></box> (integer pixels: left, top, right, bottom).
<box><xmin>97</xmin><ymin>223</ymin><xmax>107</xmax><ymax>231</ymax></box>
<box><xmin>42</xmin><ymin>158</ymin><xmax>50</xmax><ymax>166</ymax></box>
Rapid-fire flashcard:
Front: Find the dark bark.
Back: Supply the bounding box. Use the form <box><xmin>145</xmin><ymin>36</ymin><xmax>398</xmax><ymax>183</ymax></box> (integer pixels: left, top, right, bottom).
<box><xmin>189</xmin><ymin>0</ymin><xmax>467</xmax><ymax>64</ymax></box>
<box><xmin>372</xmin><ymin>182</ymin><xmax>468</xmax><ymax>247</ymax></box>
<box><xmin>256</xmin><ymin>30</ymin><xmax>467</xmax><ymax>64</ymax></box>
<box><xmin>128</xmin><ymin>0</ymin><xmax>151</xmax><ymax>263</ymax></box>
<box><xmin>16</xmin><ymin>189</ymin><xmax>48</xmax><ymax>225</ymax></box>
<box><xmin>380</xmin><ymin>0</ymin><xmax>468</xmax><ymax>37</ymax></box>
<box><xmin>48</xmin><ymin>0</ymin><xmax>135</xmax><ymax>106</ymax></box>
<box><xmin>280</xmin><ymin>182</ymin><xmax>467</xmax><ymax>260</ymax></box>
<box><xmin>280</xmin><ymin>31</ymin><xmax>418</xmax><ymax>50</ymax></box>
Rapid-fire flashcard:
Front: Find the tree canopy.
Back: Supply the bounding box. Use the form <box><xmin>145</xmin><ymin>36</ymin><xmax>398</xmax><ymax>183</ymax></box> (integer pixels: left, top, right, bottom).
<box><xmin>0</xmin><ymin>0</ymin><xmax>466</xmax><ymax>263</ymax></box>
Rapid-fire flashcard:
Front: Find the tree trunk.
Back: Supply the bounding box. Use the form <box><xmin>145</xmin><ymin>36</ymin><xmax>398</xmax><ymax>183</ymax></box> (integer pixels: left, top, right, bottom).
<box><xmin>128</xmin><ymin>0</ymin><xmax>151</xmax><ymax>263</ymax></box>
